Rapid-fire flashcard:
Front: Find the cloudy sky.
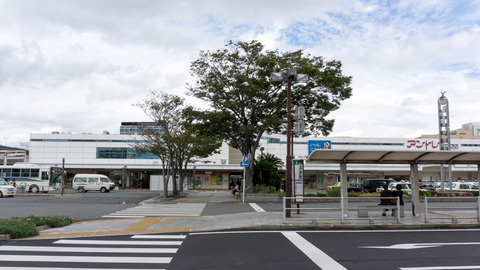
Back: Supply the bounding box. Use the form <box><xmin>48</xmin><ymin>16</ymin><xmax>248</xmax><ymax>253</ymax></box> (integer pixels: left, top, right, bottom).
<box><xmin>1</xmin><ymin>0</ymin><xmax>479</xmax><ymax>148</ymax></box>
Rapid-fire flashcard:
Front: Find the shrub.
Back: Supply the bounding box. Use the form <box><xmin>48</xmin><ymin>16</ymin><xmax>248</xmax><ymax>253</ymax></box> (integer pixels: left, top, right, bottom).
<box><xmin>419</xmin><ymin>190</ymin><xmax>438</xmax><ymax>197</ymax></box>
<box><xmin>326</xmin><ymin>188</ymin><xmax>341</xmax><ymax>197</ymax></box>
<box><xmin>0</xmin><ymin>215</ymin><xmax>71</xmax><ymax>239</ymax></box>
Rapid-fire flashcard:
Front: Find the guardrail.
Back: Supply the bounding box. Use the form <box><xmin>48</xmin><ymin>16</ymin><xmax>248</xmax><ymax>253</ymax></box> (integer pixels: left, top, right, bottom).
<box><xmin>423</xmin><ymin>196</ymin><xmax>480</xmax><ymax>223</ymax></box>
<box><xmin>283</xmin><ymin>196</ymin><xmax>401</xmax><ymax>224</ymax></box>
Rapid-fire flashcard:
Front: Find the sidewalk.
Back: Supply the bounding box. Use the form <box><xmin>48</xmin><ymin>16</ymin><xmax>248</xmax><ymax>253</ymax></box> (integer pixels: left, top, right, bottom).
<box><xmin>33</xmin><ymin>191</ymin><xmax>480</xmax><ymax>239</ymax></box>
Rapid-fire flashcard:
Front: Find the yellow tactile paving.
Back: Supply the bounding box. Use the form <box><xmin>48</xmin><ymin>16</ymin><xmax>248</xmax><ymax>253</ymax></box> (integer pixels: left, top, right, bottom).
<box><xmin>32</xmin><ymin>216</ymin><xmax>199</xmax><ymax>239</ymax></box>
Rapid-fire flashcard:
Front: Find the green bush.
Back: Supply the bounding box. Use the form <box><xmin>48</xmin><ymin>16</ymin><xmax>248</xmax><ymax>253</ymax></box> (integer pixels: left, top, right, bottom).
<box><xmin>419</xmin><ymin>190</ymin><xmax>438</xmax><ymax>197</ymax></box>
<box><xmin>326</xmin><ymin>188</ymin><xmax>341</xmax><ymax>197</ymax></box>
<box><xmin>254</xmin><ymin>184</ymin><xmax>278</xmax><ymax>194</ymax></box>
<box><xmin>0</xmin><ymin>215</ymin><xmax>71</xmax><ymax>239</ymax></box>
<box><xmin>304</xmin><ymin>192</ymin><xmax>327</xmax><ymax>197</ymax></box>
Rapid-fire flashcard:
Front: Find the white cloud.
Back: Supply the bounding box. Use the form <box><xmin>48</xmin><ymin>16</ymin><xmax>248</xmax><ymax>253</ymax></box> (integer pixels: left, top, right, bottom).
<box><xmin>1</xmin><ymin>0</ymin><xmax>480</xmax><ymax>148</ymax></box>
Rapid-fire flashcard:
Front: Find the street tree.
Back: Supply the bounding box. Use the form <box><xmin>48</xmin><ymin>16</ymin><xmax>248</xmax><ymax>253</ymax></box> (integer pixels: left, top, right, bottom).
<box><xmin>254</xmin><ymin>152</ymin><xmax>284</xmax><ymax>190</ymax></box>
<box><xmin>188</xmin><ymin>40</ymin><xmax>352</xmax><ymax>193</ymax></box>
<box><xmin>135</xmin><ymin>91</ymin><xmax>222</xmax><ymax>198</ymax></box>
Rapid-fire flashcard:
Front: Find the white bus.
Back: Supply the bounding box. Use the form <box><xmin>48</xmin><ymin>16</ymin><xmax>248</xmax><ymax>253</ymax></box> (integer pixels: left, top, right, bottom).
<box><xmin>0</xmin><ymin>164</ymin><xmax>62</xmax><ymax>193</ymax></box>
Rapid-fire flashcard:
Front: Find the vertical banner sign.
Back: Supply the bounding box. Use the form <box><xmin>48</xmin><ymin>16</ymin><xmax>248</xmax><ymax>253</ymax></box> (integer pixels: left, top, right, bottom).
<box><xmin>293</xmin><ymin>159</ymin><xmax>304</xmax><ymax>203</ymax></box>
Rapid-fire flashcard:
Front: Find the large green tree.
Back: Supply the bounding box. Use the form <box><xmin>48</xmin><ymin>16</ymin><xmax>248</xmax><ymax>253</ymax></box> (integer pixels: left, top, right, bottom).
<box><xmin>135</xmin><ymin>91</ymin><xmax>222</xmax><ymax>198</ymax></box>
<box><xmin>188</xmin><ymin>40</ymin><xmax>352</xmax><ymax>192</ymax></box>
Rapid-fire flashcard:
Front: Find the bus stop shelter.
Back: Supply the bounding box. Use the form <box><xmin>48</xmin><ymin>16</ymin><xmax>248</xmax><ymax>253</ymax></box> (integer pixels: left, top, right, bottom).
<box><xmin>307</xmin><ymin>149</ymin><xmax>480</xmax><ymax>216</ymax></box>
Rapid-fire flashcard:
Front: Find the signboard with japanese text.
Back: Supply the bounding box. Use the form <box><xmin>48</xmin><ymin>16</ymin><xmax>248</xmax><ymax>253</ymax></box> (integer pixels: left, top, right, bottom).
<box><xmin>308</xmin><ymin>140</ymin><xmax>331</xmax><ymax>155</ymax></box>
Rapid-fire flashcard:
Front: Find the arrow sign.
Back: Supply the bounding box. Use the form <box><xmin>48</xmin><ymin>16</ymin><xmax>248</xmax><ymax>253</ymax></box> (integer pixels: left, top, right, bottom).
<box><xmin>240</xmin><ymin>162</ymin><xmax>249</xmax><ymax>167</ymax></box>
<box><xmin>361</xmin><ymin>242</ymin><xmax>480</xmax><ymax>250</ymax></box>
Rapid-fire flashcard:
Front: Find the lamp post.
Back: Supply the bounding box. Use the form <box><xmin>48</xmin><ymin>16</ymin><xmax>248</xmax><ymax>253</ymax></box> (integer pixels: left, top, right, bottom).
<box><xmin>271</xmin><ymin>68</ymin><xmax>308</xmax><ymax>217</ymax></box>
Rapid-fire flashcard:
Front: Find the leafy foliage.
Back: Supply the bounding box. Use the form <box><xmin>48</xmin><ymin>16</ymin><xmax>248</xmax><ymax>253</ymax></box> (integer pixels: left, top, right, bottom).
<box><xmin>188</xmin><ymin>40</ymin><xmax>352</xmax><ymax>192</ymax></box>
<box><xmin>0</xmin><ymin>215</ymin><xmax>71</xmax><ymax>239</ymax></box>
<box><xmin>135</xmin><ymin>91</ymin><xmax>222</xmax><ymax>197</ymax></box>
<box><xmin>253</xmin><ymin>153</ymin><xmax>284</xmax><ymax>190</ymax></box>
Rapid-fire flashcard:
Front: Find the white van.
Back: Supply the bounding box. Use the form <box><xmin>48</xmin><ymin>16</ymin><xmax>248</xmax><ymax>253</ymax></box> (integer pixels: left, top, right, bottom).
<box><xmin>72</xmin><ymin>174</ymin><xmax>115</xmax><ymax>193</ymax></box>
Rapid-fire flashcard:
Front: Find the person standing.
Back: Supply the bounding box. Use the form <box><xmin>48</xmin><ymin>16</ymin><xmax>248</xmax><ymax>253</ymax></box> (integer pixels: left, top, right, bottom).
<box><xmin>391</xmin><ymin>184</ymin><xmax>405</xmax><ymax>216</ymax></box>
<box><xmin>379</xmin><ymin>184</ymin><xmax>392</xmax><ymax>216</ymax></box>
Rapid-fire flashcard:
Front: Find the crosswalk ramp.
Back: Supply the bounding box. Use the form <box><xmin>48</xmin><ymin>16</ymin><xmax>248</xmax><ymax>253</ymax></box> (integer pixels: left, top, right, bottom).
<box><xmin>102</xmin><ymin>202</ymin><xmax>207</xmax><ymax>218</ymax></box>
<box><xmin>0</xmin><ymin>234</ymin><xmax>185</xmax><ymax>270</ymax></box>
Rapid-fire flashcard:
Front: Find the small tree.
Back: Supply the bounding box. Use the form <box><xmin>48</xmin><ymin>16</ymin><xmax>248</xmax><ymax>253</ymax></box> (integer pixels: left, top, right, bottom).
<box><xmin>135</xmin><ymin>91</ymin><xmax>222</xmax><ymax>197</ymax></box>
<box><xmin>254</xmin><ymin>153</ymin><xmax>284</xmax><ymax>190</ymax></box>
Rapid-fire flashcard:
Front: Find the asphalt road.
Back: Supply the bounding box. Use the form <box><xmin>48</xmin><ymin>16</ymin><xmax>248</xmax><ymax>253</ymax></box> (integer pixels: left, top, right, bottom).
<box><xmin>0</xmin><ymin>190</ymin><xmax>160</xmax><ymax>221</ymax></box>
<box><xmin>2</xmin><ymin>229</ymin><xmax>480</xmax><ymax>269</ymax></box>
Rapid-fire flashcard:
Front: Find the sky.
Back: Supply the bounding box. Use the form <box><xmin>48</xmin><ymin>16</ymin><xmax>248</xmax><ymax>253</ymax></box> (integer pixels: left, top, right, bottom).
<box><xmin>1</xmin><ymin>0</ymin><xmax>480</xmax><ymax>149</ymax></box>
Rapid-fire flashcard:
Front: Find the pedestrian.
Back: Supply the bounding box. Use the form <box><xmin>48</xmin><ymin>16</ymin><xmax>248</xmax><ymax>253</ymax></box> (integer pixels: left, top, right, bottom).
<box><xmin>379</xmin><ymin>184</ymin><xmax>392</xmax><ymax>216</ymax></box>
<box><xmin>391</xmin><ymin>184</ymin><xmax>405</xmax><ymax>216</ymax></box>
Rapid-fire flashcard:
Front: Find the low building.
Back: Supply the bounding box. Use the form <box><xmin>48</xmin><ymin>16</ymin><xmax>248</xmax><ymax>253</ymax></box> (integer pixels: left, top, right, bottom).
<box><xmin>27</xmin><ymin>123</ymin><xmax>480</xmax><ymax>190</ymax></box>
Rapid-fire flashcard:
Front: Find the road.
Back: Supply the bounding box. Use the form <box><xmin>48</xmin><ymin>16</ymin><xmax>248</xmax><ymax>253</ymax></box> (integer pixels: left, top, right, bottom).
<box><xmin>1</xmin><ymin>229</ymin><xmax>480</xmax><ymax>269</ymax></box>
<box><xmin>0</xmin><ymin>190</ymin><xmax>159</xmax><ymax>221</ymax></box>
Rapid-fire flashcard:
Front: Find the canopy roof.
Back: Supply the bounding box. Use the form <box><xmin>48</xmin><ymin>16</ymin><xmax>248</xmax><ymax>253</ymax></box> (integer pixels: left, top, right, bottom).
<box><xmin>307</xmin><ymin>149</ymin><xmax>480</xmax><ymax>165</ymax></box>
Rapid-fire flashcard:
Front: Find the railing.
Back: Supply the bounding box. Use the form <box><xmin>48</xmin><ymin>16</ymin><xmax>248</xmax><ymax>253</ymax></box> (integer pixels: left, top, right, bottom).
<box><xmin>283</xmin><ymin>196</ymin><xmax>401</xmax><ymax>224</ymax></box>
<box><xmin>423</xmin><ymin>196</ymin><xmax>480</xmax><ymax>223</ymax></box>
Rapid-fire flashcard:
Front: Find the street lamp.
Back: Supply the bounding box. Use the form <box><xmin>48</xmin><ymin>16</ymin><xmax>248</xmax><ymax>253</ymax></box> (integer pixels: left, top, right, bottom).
<box><xmin>270</xmin><ymin>68</ymin><xmax>308</xmax><ymax>217</ymax></box>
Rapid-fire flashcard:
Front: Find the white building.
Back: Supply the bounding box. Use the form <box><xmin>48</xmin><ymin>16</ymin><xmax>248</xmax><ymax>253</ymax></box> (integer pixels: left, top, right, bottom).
<box><xmin>28</xmin><ymin>129</ymin><xmax>480</xmax><ymax>190</ymax></box>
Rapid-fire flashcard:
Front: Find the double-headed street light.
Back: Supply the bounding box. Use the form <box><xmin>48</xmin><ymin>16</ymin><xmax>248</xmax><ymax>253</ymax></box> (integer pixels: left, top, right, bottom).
<box><xmin>271</xmin><ymin>68</ymin><xmax>308</xmax><ymax>217</ymax></box>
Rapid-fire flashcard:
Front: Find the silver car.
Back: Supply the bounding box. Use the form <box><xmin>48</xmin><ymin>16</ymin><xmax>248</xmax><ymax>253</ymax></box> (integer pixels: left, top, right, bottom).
<box><xmin>0</xmin><ymin>178</ymin><xmax>16</xmax><ymax>197</ymax></box>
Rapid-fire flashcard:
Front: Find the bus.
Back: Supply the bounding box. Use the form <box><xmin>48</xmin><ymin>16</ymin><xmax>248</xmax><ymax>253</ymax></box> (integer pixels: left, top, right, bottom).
<box><xmin>0</xmin><ymin>164</ymin><xmax>63</xmax><ymax>193</ymax></box>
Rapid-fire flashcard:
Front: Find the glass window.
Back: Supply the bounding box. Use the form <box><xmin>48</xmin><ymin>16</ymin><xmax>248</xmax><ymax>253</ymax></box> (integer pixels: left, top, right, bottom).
<box><xmin>88</xmin><ymin>178</ymin><xmax>99</xmax><ymax>183</ymax></box>
<box><xmin>21</xmin><ymin>169</ymin><xmax>30</xmax><ymax>177</ymax></box>
<box><xmin>1</xmin><ymin>169</ymin><xmax>11</xmax><ymax>177</ymax></box>
<box><xmin>12</xmin><ymin>169</ymin><xmax>20</xmax><ymax>177</ymax></box>
<box><xmin>100</xmin><ymin>178</ymin><xmax>109</xmax><ymax>183</ymax></box>
<box><xmin>31</xmin><ymin>169</ymin><xmax>39</xmax><ymax>178</ymax></box>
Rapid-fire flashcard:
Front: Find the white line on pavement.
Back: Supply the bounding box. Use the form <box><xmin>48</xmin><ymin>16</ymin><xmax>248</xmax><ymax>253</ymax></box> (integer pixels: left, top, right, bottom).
<box><xmin>54</xmin><ymin>239</ymin><xmax>183</xmax><ymax>245</ymax></box>
<box><xmin>282</xmin><ymin>231</ymin><xmax>347</xmax><ymax>270</ymax></box>
<box><xmin>0</xmin><ymin>268</ymin><xmax>162</xmax><ymax>270</ymax></box>
<box><xmin>0</xmin><ymin>255</ymin><xmax>171</xmax><ymax>264</ymax></box>
<box><xmin>0</xmin><ymin>246</ymin><xmax>177</xmax><ymax>253</ymax></box>
<box><xmin>249</xmin><ymin>203</ymin><xmax>266</xmax><ymax>212</ymax></box>
<box><xmin>401</xmin><ymin>266</ymin><xmax>480</xmax><ymax>270</ymax></box>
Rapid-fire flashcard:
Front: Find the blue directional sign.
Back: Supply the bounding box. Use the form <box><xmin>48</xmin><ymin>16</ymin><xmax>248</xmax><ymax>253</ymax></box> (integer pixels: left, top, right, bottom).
<box><xmin>308</xmin><ymin>140</ymin><xmax>331</xmax><ymax>155</ymax></box>
<box><xmin>240</xmin><ymin>161</ymin><xmax>249</xmax><ymax>167</ymax></box>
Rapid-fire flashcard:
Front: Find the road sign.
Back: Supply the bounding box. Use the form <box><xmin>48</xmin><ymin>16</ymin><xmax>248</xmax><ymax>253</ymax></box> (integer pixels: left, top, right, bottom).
<box><xmin>240</xmin><ymin>162</ymin><xmax>249</xmax><ymax>167</ymax></box>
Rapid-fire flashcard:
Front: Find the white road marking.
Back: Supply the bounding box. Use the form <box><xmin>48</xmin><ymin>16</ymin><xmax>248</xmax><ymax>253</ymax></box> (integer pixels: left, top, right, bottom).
<box><xmin>0</xmin><ymin>245</ymin><xmax>177</xmax><ymax>253</ymax></box>
<box><xmin>282</xmin><ymin>231</ymin><xmax>347</xmax><ymax>270</ymax></box>
<box><xmin>0</xmin><ymin>246</ymin><xmax>177</xmax><ymax>253</ymax></box>
<box><xmin>0</xmin><ymin>255</ymin><xmax>171</xmax><ymax>264</ymax></box>
<box><xmin>0</xmin><ymin>268</ymin><xmax>162</xmax><ymax>270</ymax></box>
<box><xmin>54</xmin><ymin>239</ymin><xmax>182</xmax><ymax>245</ymax></box>
<box><xmin>362</xmin><ymin>242</ymin><xmax>480</xmax><ymax>250</ymax></box>
<box><xmin>249</xmin><ymin>203</ymin><xmax>266</xmax><ymax>212</ymax></box>
<box><xmin>401</xmin><ymin>266</ymin><xmax>480</xmax><ymax>270</ymax></box>
<box><xmin>131</xmin><ymin>235</ymin><xmax>186</xmax><ymax>239</ymax></box>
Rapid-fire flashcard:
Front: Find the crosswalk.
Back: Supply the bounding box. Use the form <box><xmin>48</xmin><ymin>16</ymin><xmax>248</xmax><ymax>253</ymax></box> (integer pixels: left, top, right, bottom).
<box><xmin>102</xmin><ymin>202</ymin><xmax>207</xmax><ymax>218</ymax></box>
<box><xmin>0</xmin><ymin>234</ymin><xmax>186</xmax><ymax>269</ymax></box>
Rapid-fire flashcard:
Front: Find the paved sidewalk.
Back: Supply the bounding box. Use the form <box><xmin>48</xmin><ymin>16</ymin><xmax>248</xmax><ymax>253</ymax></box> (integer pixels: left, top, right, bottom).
<box><xmin>33</xmin><ymin>191</ymin><xmax>480</xmax><ymax>239</ymax></box>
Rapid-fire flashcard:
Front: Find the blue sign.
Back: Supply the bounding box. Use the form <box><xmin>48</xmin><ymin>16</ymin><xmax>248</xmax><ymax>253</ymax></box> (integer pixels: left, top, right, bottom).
<box><xmin>308</xmin><ymin>140</ymin><xmax>331</xmax><ymax>155</ymax></box>
<box><xmin>240</xmin><ymin>161</ymin><xmax>249</xmax><ymax>167</ymax></box>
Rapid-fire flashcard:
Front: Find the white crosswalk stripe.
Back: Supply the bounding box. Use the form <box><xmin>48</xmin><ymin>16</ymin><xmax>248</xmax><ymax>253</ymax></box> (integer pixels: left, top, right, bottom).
<box><xmin>102</xmin><ymin>202</ymin><xmax>206</xmax><ymax>218</ymax></box>
<box><xmin>0</xmin><ymin>234</ymin><xmax>185</xmax><ymax>270</ymax></box>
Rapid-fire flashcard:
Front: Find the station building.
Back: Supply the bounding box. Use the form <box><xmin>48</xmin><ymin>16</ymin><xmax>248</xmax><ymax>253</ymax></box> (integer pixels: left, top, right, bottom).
<box><xmin>24</xmin><ymin>122</ymin><xmax>480</xmax><ymax>191</ymax></box>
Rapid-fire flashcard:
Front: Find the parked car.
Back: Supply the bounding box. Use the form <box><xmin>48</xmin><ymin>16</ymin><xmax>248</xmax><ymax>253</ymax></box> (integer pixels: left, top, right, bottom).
<box><xmin>419</xmin><ymin>182</ymin><xmax>441</xmax><ymax>191</ymax></box>
<box><xmin>447</xmin><ymin>182</ymin><xmax>478</xmax><ymax>191</ymax></box>
<box><xmin>388</xmin><ymin>181</ymin><xmax>412</xmax><ymax>195</ymax></box>
<box><xmin>326</xmin><ymin>182</ymin><xmax>341</xmax><ymax>191</ymax></box>
<box><xmin>361</xmin><ymin>179</ymin><xmax>396</xmax><ymax>193</ymax></box>
<box><xmin>0</xmin><ymin>178</ymin><xmax>16</xmax><ymax>198</ymax></box>
<box><xmin>331</xmin><ymin>182</ymin><xmax>363</xmax><ymax>192</ymax></box>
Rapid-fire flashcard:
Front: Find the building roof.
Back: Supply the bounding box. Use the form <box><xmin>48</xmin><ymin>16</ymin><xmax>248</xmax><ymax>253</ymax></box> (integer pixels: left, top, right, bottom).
<box><xmin>307</xmin><ymin>149</ymin><xmax>480</xmax><ymax>165</ymax></box>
